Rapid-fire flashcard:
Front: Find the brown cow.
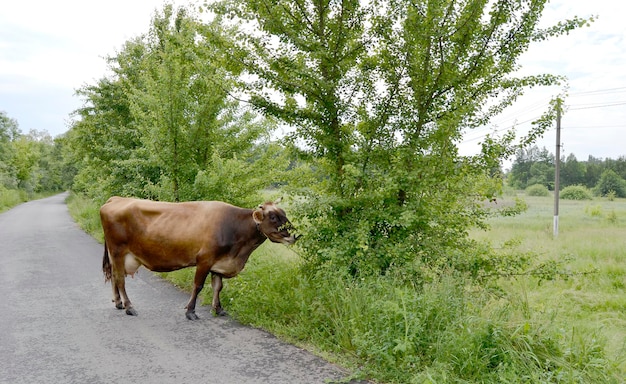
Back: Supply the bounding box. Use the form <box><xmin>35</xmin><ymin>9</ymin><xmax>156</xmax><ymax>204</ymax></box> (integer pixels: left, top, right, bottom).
<box><xmin>100</xmin><ymin>196</ymin><xmax>297</xmax><ymax>320</ymax></box>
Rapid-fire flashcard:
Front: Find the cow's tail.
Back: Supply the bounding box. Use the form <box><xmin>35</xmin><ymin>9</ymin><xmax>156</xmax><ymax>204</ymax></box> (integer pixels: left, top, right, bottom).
<box><xmin>102</xmin><ymin>241</ymin><xmax>112</xmax><ymax>283</ymax></box>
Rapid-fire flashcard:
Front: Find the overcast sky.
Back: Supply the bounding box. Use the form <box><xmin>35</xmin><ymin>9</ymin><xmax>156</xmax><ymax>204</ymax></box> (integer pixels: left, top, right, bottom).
<box><xmin>1</xmin><ymin>1</ymin><xmax>625</xmax><ymax>163</ymax></box>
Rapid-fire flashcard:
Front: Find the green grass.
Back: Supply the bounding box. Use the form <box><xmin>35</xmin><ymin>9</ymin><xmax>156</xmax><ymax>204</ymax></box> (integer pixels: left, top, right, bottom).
<box><xmin>0</xmin><ymin>187</ymin><xmax>66</xmax><ymax>213</ymax></box>
<box><xmin>67</xmin><ymin>192</ymin><xmax>626</xmax><ymax>383</ymax></box>
<box><xmin>65</xmin><ymin>193</ymin><xmax>104</xmax><ymax>242</ymax></box>
<box><xmin>0</xmin><ymin>188</ymin><xmax>24</xmax><ymax>212</ymax></box>
<box><xmin>472</xmin><ymin>195</ymin><xmax>626</xmax><ymax>370</ymax></box>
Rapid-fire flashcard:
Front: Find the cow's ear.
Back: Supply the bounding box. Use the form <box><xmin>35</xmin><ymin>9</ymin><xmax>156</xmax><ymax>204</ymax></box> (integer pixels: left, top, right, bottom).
<box><xmin>253</xmin><ymin>208</ymin><xmax>264</xmax><ymax>224</ymax></box>
<box><xmin>274</xmin><ymin>196</ymin><xmax>283</xmax><ymax>204</ymax></box>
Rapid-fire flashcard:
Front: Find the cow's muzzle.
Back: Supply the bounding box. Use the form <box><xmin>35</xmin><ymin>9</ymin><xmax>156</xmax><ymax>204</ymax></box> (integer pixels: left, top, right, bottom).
<box><xmin>281</xmin><ymin>235</ymin><xmax>297</xmax><ymax>245</ymax></box>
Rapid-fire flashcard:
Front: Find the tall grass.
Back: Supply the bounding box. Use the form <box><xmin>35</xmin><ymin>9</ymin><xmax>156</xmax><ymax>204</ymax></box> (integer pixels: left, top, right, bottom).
<box><xmin>208</xmin><ymin>241</ymin><xmax>623</xmax><ymax>383</ymax></box>
<box><xmin>0</xmin><ymin>186</ymin><xmax>28</xmax><ymax>212</ymax></box>
<box><xmin>67</xmin><ymin>192</ymin><xmax>625</xmax><ymax>382</ymax></box>
<box><xmin>66</xmin><ymin>193</ymin><xmax>104</xmax><ymax>242</ymax></box>
<box><xmin>472</xmin><ymin>195</ymin><xmax>626</xmax><ymax>374</ymax></box>
<box><xmin>0</xmin><ymin>187</ymin><xmax>64</xmax><ymax>213</ymax></box>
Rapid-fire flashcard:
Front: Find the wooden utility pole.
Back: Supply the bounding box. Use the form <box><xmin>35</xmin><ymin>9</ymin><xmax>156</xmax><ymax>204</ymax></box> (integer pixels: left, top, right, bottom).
<box><xmin>553</xmin><ymin>98</ymin><xmax>562</xmax><ymax>238</ymax></box>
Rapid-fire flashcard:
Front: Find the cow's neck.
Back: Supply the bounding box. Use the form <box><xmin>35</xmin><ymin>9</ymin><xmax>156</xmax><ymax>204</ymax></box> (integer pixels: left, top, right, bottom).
<box><xmin>242</xmin><ymin>209</ymin><xmax>268</xmax><ymax>245</ymax></box>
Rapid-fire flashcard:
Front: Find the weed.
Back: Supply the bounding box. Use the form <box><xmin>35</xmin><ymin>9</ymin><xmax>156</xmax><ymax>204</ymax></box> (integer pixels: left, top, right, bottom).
<box><xmin>585</xmin><ymin>204</ymin><xmax>603</xmax><ymax>217</ymax></box>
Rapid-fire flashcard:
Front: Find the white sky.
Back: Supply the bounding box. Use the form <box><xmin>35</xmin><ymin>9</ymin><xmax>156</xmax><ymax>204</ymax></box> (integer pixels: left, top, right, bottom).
<box><xmin>1</xmin><ymin>0</ymin><xmax>625</xmax><ymax>164</ymax></box>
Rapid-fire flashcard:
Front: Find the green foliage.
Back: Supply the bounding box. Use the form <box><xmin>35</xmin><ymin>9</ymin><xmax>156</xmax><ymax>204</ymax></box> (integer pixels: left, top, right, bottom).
<box><xmin>68</xmin><ymin>192</ymin><xmax>625</xmax><ymax>383</ymax></box>
<box><xmin>606</xmin><ymin>190</ymin><xmax>617</xmax><ymax>201</ymax></box>
<box><xmin>606</xmin><ymin>210</ymin><xmax>618</xmax><ymax>225</ymax></box>
<box><xmin>0</xmin><ymin>110</ymin><xmax>72</xmax><ymax>196</ymax></box>
<box><xmin>61</xmin><ymin>2</ymin><xmax>622</xmax><ymax>382</ymax></box>
<box><xmin>561</xmin><ymin>185</ymin><xmax>593</xmax><ymax>200</ymax></box>
<box><xmin>67</xmin><ymin>5</ymin><xmax>280</xmax><ymax>205</ymax></box>
<box><xmin>65</xmin><ymin>193</ymin><xmax>104</xmax><ymax>242</ymax></box>
<box><xmin>594</xmin><ymin>169</ymin><xmax>626</xmax><ymax>198</ymax></box>
<box><xmin>0</xmin><ymin>111</ymin><xmax>19</xmax><ymax>186</ymax></box>
<box><xmin>526</xmin><ymin>183</ymin><xmax>550</xmax><ymax>197</ymax></box>
<box><xmin>509</xmin><ymin>145</ymin><xmax>555</xmax><ymax>189</ymax></box>
<box><xmin>561</xmin><ymin>153</ymin><xmax>586</xmax><ymax>186</ymax></box>
<box><xmin>0</xmin><ymin>185</ymin><xmax>26</xmax><ymax>212</ymax></box>
<box><xmin>210</xmin><ymin>245</ymin><xmax>620</xmax><ymax>384</ymax></box>
<box><xmin>585</xmin><ymin>204</ymin><xmax>603</xmax><ymax>217</ymax></box>
<box><xmin>509</xmin><ymin>151</ymin><xmax>626</xmax><ymax>192</ymax></box>
<box><xmin>212</xmin><ymin>0</ymin><xmax>587</xmax><ymax>278</ymax></box>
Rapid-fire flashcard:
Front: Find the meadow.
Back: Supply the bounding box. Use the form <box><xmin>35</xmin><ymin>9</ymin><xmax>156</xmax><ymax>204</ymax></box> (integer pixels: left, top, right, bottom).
<box><xmin>63</xmin><ymin>193</ymin><xmax>625</xmax><ymax>383</ymax></box>
<box><xmin>471</xmin><ymin>195</ymin><xmax>626</xmax><ymax>366</ymax></box>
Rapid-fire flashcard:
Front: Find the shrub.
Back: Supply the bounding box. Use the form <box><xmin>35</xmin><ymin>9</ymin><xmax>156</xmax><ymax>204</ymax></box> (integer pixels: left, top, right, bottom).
<box><xmin>594</xmin><ymin>169</ymin><xmax>626</xmax><ymax>197</ymax></box>
<box><xmin>525</xmin><ymin>183</ymin><xmax>549</xmax><ymax>197</ymax></box>
<box><xmin>560</xmin><ymin>185</ymin><xmax>593</xmax><ymax>200</ymax></box>
<box><xmin>606</xmin><ymin>190</ymin><xmax>617</xmax><ymax>201</ymax></box>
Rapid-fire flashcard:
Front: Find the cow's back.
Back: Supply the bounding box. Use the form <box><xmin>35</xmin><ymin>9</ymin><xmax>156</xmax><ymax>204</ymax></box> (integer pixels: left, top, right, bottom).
<box><xmin>100</xmin><ymin>197</ymin><xmax>249</xmax><ymax>271</ymax></box>
<box><xmin>101</xmin><ymin>197</ymin><xmax>234</xmax><ymax>238</ymax></box>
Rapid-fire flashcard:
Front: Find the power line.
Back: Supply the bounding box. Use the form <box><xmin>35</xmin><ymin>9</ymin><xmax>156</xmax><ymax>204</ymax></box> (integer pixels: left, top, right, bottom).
<box><xmin>462</xmin><ymin>86</ymin><xmax>626</xmax><ymax>144</ymax></box>
<box><xmin>565</xmin><ymin>125</ymin><xmax>626</xmax><ymax>129</ymax></box>
<box><xmin>569</xmin><ymin>101</ymin><xmax>626</xmax><ymax>110</ymax></box>
<box><xmin>570</xmin><ymin>86</ymin><xmax>626</xmax><ymax>96</ymax></box>
<box><xmin>462</xmin><ymin>114</ymin><xmax>545</xmax><ymax>144</ymax></box>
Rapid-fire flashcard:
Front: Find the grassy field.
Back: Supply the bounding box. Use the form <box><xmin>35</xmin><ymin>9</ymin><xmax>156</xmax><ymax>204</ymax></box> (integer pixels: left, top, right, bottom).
<box><xmin>66</xmin><ymin>192</ymin><xmax>625</xmax><ymax>382</ymax></box>
<box><xmin>471</xmin><ymin>195</ymin><xmax>626</xmax><ymax>367</ymax></box>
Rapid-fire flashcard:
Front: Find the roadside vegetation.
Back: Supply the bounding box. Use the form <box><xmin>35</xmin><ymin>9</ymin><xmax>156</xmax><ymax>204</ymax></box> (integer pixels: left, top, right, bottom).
<box><xmin>7</xmin><ymin>1</ymin><xmax>626</xmax><ymax>382</ymax></box>
<box><xmin>0</xmin><ymin>111</ymin><xmax>72</xmax><ymax>212</ymax></box>
<box><xmin>68</xmin><ymin>192</ymin><xmax>625</xmax><ymax>383</ymax></box>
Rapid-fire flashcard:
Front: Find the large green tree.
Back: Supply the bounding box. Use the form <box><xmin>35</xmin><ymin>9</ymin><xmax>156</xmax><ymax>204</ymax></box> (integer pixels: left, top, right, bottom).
<box><xmin>69</xmin><ymin>5</ymin><xmax>280</xmax><ymax>206</ymax></box>
<box><xmin>212</xmin><ymin>0</ymin><xmax>590</xmax><ymax>277</ymax></box>
<box><xmin>560</xmin><ymin>153</ymin><xmax>585</xmax><ymax>187</ymax></box>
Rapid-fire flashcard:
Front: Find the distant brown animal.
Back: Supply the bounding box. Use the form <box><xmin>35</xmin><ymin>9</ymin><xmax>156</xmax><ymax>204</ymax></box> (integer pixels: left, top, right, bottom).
<box><xmin>100</xmin><ymin>197</ymin><xmax>297</xmax><ymax>320</ymax></box>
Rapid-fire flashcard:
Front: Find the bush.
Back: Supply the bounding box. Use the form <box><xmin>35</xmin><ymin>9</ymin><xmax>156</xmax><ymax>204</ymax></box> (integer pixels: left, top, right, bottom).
<box><xmin>594</xmin><ymin>169</ymin><xmax>626</xmax><ymax>197</ymax></box>
<box><xmin>525</xmin><ymin>183</ymin><xmax>549</xmax><ymax>197</ymax></box>
<box><xmin>560</xmin><ymin>185</ymin><xmax>593</xmax><ymax>200</ymax></box>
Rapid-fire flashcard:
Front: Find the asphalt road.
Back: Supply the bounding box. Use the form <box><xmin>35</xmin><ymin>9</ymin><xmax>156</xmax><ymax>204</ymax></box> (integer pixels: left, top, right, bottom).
<box><xmin>0</xmin><ymin>193</ymin><xmax>354</xmax><ymax>384</ymax></box>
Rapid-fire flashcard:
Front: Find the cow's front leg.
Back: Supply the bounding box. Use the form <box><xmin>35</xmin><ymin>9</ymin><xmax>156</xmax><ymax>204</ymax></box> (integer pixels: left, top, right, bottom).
<box><xmin>185</xmin><ymin>265</ymin><xmax>209</xmax><ymax>320</ymax></box>
<box><xmin>211</xmin><ymin>273</ymin><xmax>226</xmax><ymax>316</ymax></box>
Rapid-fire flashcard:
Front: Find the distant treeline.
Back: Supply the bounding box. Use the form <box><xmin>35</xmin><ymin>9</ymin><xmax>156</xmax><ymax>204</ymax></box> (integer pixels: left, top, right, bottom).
<box><xmin>0</xmin><ymin>111</ymin><xmax>73</xmax><ymax>198</ymax></box>
<box><xmin>508</xmin><ymin>145</ymin><xmax>626</xmax><ymax>196</ymax></box>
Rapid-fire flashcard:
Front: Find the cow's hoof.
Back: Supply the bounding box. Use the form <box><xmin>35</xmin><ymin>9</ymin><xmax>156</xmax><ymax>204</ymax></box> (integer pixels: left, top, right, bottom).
<box><xmin>125</xmin><ymin>307</ymin><xmax>138</xmax><ymax>316</ymax></box>
<box><xmin>115</xmin><ymin>302</ymin><xmax>124</xmax><ymax>310</ymax></box>
<box><xmin>214</xmin><ymin>308</ymin><xmax>228</xmax><ymax>317</ymax></box>
<box><xmin>186</xmin><ymin>311</ymin><xmax>200</xmax><ymax>321</ymax></box>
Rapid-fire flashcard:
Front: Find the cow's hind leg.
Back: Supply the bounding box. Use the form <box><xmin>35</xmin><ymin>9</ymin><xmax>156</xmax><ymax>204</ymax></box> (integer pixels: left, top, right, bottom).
<box><xmin>185</xmin><ymin>264</ymin><xmax>210</xmax><ymax>320</ymax></box>
<box><xmin>103</xmin><ymin>245</ymin><xmax>123</xmax><ymax>310</ymax></box>
<box><xmin>111</xmin><ymin>252</ymin><xmax>137</xmax><ymax>316</ymax></box>
<box><xmin>117</xmin><ymin>279</ymin><xmax>137</xmax><ymax>316</ymax></box>
<box><xmin>210</xmin><ymin>273</ymin><xmax>226</xmax><ymax>316</ymax></box>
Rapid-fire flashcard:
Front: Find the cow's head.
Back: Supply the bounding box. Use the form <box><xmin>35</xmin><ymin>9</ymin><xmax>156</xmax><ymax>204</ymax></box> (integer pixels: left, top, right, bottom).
<box><xmin>253</xmin><ymin>201</ymin><xmax>297</xmax><ymax>245</ymax></box>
